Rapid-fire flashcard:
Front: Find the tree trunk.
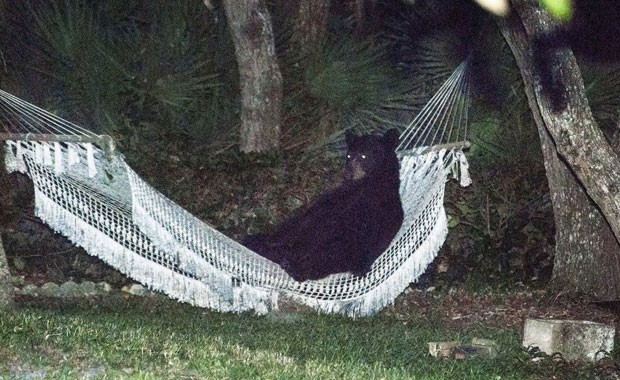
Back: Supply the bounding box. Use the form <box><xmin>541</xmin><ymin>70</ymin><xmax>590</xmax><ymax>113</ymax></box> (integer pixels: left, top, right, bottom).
<box><xmin>288</xmin><ymin>0</ymin><xmax>330</xmax><ymax>57</ymax></box>
<box><xmin>498</xmin><ymin>1</ymin><xmax>620</xmax><ymax>245</ymax></box>
<box><xmin>352</xmin><ymin>0</ymin><xmax>378</xmax><ymax>37</ymax></box>
<box><xmin>0</xmin><ymin>234</ymin><xmax>14</xmax><ymax>309</ymax></box>
<box><xmin>498</xmin><ymin>0</ymin><xmax>620</xmax><ymax>300</ymax></box>
<box><xmin>221</xmin><ymin>0</ymin><xmax>283</xmax><ymax>152</ymax></box>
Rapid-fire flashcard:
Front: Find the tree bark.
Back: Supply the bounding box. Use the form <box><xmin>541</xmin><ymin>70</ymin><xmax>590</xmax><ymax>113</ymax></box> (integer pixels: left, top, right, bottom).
<box><xmin>499</xmin><ymin>0</ymin><xmax>620</xmax><ymax>244</ymax></box>
<box><xmin>288</xmin><ymin>0</ymin><xmax>330</xmax><ymax>57</ymax></box>
<box><xmin>498</xmin><ymin>0</ymin><xmax>620</xmax><ymax>300</ymax></box>
<box><xmin>221</xmin><ymin>0</ymin><xmax>283</xmax><ymax>152</ymax></box>
<box><xmin>0</xmin><ymin>234</ymin><xmax>14</xmax><ymax>309</ymax></box>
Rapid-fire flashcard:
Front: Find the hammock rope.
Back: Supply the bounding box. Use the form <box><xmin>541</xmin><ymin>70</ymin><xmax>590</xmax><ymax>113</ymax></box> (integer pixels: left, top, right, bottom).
<box><xmin>1</xmin><ymin>60</ymin><xmax>472</xmax><ymax>317</ymax></box>
<box><xmin>398</xmin><ymin>59</ymin><xmax>470</xmax><ymax>151</ymax></box>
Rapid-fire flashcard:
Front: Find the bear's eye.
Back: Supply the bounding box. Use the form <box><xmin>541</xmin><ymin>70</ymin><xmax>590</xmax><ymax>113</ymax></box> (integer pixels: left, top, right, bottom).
<box><xmin>346</xmin><ymin>154</ymin><xmax>351</xmax><ymax>159</ymax></box>
<box><xmin>361</xmin><ymin>154</ymin><xmax>367</xmax><ymax>159</ymax></box>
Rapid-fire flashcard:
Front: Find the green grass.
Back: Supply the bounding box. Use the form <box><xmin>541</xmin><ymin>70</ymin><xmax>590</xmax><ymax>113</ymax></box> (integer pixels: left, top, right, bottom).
<box><xmin>0</xmin><ymin>295</ymin><xmax>537</xmax><ymax>380</ymax></box>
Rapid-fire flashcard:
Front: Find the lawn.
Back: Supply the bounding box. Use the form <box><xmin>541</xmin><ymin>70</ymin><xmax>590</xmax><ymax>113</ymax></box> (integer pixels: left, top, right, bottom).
<box><xmin>0</xmin><ymin>291</ymin><xmax>596</xmax><ymax>380</ymax></box>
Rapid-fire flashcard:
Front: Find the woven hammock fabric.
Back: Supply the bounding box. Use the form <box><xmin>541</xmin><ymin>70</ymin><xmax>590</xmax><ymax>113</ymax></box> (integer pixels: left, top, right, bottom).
<box><xmin>0</xmin><ymin>61</ymin><xmax>471</xmax><ymax>316</ymax></box>
<box><xmin>4</xmin><ymin>138</ymin><xmax>469</xmax><ymax>316</ymax></box>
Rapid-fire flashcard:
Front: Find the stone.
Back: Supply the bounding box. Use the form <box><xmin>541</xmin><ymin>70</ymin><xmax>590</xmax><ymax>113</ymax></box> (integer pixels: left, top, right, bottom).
<box><xmin>58</xmin><ymin>281</ymin><xmax>80</xmax><ymax>298</ymax></box>
<box><xmin>428</xmin><ymin>341</ymin><xmax>458</xmax><ymax>358</ymax></box>
<box><xmin>20</xmin><ymin>284</ymin><xmax>40</xmax><ymax>296</ymax></box>
<box><xmin>79</xmin><ymin>281</ymin><xmax>98</xmax><ymax>296</ymax></box>
<box><xmin>523</xmin><ymin>318</ymin><xmax>615</xmax><ymax>362</ymax></box>
<box><xmin>39</xmin><ymin>282</ymin><xmax>60</xmax><ymax>297</ymax></box>
<box><xmin>429</xmin><ymin>338</ymin><xmax>498</xmax><ymax>359</ymax></box>
<box><xmin>468</xmin><ymin>338</ymin><xmax>499</xmax><ymax>359</ymax></box>
<box><xmin>122</xmin><ymin>283</ymin><xmax>151</xmax><ymax>297</ymax></box>
<box><xmin>96</xmin><ymin>282</ymin><xmax>112</xmax><ymax>293</ymax></box>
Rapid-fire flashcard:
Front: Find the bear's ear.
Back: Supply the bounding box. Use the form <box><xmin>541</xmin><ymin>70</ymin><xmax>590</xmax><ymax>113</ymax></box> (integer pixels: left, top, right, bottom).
<box><xmin>382</xmin><ymin>128</ymin><xmax>400</xmax><ymax>148</ymax></box>
<box><xmin>345</xmin><ymin>129</ymin><xmax>357</xmax><ymax>147</ymax></box>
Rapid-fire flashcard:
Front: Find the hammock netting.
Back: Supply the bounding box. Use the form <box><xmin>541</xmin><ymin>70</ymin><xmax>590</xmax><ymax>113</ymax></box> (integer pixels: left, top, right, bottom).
<box><xmin>1</xmin><ymin>60</ymin><xmax>471</xmax><ymax>317</ymax></box>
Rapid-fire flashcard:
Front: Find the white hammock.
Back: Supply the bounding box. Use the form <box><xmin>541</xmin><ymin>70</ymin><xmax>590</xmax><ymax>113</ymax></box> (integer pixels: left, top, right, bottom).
<box><xmin>1</xmin><ymin>61</ymin><xmax>471</xmax><ymax>317</ymax></box>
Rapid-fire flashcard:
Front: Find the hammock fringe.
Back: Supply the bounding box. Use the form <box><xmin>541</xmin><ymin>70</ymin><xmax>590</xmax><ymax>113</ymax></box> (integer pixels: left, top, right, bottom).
<box><xmin>0</xmin><ymin>60</ymin><xmax>472</xmax><ymax>317</ymax></box>
<box><xmin>5</xmin><ymin>138</ymin><xmax>468</xmax><ymax>316</ymax></box>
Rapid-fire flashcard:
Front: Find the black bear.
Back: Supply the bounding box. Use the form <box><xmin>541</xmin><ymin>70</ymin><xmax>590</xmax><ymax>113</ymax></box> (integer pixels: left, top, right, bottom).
<box><xmin>244</xmin><ymin>129</ymin><xmax>404</xmax><ymax>281</ymax></box>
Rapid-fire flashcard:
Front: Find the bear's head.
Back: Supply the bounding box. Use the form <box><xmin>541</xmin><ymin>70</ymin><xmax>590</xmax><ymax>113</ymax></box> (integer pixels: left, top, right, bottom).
<box><xmin>344</xmin><ymin>128</ymin><xmax>400</xmax><ymax>182</ymax></box>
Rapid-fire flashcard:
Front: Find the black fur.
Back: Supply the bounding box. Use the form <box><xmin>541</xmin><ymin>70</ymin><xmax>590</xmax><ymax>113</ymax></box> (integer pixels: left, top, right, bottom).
<box><xmin>244</xmin><ymin>129</ymin><xmax>404</xmax><ymax>281</ymax></box>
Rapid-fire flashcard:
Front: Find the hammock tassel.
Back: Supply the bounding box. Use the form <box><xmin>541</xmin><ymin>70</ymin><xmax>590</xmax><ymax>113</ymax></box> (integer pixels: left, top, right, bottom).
<box><xmin>0</xmin><ymin>58</ymin><xmax>473</xmax><ymax>316</ymax></box>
